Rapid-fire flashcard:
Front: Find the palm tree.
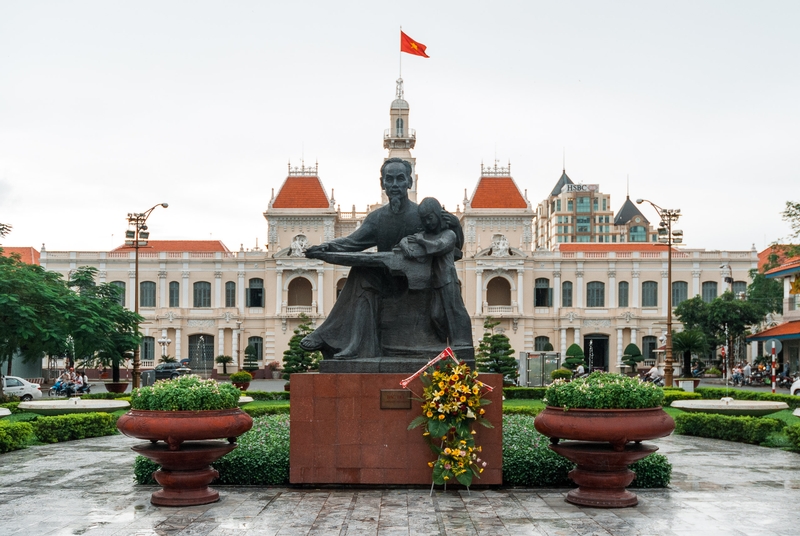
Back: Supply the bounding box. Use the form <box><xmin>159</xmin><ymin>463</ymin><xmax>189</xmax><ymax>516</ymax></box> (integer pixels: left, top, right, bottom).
<box><xmin>672</xmin><ymin>329</ymin><xmax>708</xmax><ymax>378</ymax></box>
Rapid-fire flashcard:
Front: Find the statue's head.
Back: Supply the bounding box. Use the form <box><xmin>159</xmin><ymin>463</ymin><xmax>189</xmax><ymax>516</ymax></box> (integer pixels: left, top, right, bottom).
<box><xmin>418</xmin><ymin>197</ymin><xmax>444</xmax><ymax>233</ymax></box>
<box><xmin>380</xmin><ymin>158</ymin><xmax>413</xmax><ymax>199</ymax></box>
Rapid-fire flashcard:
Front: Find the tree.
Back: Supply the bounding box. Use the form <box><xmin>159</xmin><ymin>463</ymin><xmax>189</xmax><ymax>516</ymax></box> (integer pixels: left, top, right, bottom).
<box><xmin>242</xmin><ymin>345</ymin><xmax>259</xmax><ymax>372</ymax></box>
<box><xmin>215</xmin><ymin>355</ymin><xmax>233</xmax><ymax>375</ymax></box>
<box><xmin>746</xmin><ymin>268</ymin><xmax>783</xmax><ymax>318</ymax></box>
<box><xmin>781</xmin><ymin>200</ymin><xmax>800</xmax><ymax>257</ymax></box>
<box><xmin>563</xmin><ymin>343</ymin><xmax>586</xmax><ymax>370</ymax></box>
<box><xmin>159</xmin><ymin>355</ymin><xmax>177</xmax><ymax>363</ymax></box>
<box><xmin>475</xmin><ymin>317</ymin><xmax>517</xmax><ymax>382</ymax></box>
<box><xmin>671</xmin><ymin>329</ymin><xmax>708</xmax><ymax>378</ymax></box>
<box><xmin>621</xmin><ymin>343</ymin><xmax>644</xmax><ymax>372</ymax></box>
<box><xmin>282</xmin><ymin>313</ymin><xmax>322</xmax><ymax>378</ymax></box>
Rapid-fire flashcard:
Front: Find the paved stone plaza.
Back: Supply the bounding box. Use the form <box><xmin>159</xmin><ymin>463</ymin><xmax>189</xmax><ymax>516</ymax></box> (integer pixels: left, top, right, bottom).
<box><xmin>0</xmin><ymin>431</ymin><xmax>798</xmax><ymax>535</ymax></box>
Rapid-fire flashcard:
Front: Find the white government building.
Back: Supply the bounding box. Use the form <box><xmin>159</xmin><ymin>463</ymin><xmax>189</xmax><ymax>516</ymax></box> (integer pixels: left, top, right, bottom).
<box><xmin>37</xmin><ymin>80</ymin><xmax>762</xmax><ymax>381</ymax></box>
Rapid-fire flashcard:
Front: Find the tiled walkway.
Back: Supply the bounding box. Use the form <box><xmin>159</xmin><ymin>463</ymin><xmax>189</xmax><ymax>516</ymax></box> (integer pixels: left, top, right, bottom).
<box><xmin>0</xmin><ymin>432</ymin><xmax>798</xmax><ymax>535</ymax></box>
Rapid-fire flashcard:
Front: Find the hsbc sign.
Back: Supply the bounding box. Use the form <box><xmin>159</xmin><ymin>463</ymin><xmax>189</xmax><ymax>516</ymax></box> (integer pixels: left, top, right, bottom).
<box><xmin>564</xmin><ymin>184</ymin><xmax>599</xmax><ymax>193</ymax></box>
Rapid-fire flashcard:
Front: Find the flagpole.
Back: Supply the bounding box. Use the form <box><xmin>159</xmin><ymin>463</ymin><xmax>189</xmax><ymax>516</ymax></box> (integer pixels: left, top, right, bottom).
<box><xmin>399</xmin><ymin>25</ymin><xmax>402</xmax><ymax>78</ymax></box>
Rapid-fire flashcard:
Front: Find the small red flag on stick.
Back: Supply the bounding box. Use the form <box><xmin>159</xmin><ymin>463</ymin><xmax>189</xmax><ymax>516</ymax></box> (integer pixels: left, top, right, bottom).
<box><xmin>400</xmin><ymin>31</ymin><xmax>429</xmax><ymax>58</ymax></box>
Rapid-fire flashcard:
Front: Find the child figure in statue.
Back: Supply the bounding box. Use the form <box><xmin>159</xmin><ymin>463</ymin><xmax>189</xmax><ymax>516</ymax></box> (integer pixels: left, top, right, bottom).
<box><xmin>398</xmin><ymin>197</ymin><xmax>473</xmax><ymax>350</ymax></box>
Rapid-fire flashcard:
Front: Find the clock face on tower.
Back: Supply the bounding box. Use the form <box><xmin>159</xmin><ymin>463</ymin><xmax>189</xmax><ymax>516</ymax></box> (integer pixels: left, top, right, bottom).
<box><xmin>634</xmin><ymin>217</ymin><xmax>641</xmax><ymax>223</ymax></box>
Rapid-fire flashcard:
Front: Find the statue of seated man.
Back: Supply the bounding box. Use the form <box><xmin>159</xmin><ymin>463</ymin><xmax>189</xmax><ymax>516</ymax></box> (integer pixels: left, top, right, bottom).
<box><xmin>301</xmin><ymin>158</ymin><xmax>471</xmax><ymax>363</ymax></box>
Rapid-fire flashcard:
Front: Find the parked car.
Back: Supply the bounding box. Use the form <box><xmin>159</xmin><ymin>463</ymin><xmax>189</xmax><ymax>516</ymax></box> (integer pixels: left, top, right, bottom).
<box><xmin>152</xmin><ymin>362</ymin><xmax>192</xmax><ymax>380</ymax></box>
<box><xmin>791</xmin><ymin>378</ymin><xmax>800</xmax><ymax>397</ymax></box>
<box><xmin>1</xmin><ymin>376</ymin><xmax>43</xmax><ymax>401</ymax></box>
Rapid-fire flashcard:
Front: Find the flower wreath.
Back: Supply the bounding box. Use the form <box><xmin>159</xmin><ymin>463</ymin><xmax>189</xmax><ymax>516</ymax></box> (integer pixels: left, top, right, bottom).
<box><xmin>408</xmin><ymin>357</ymin><xmax>493</xmax><ymax>487</ymax></box>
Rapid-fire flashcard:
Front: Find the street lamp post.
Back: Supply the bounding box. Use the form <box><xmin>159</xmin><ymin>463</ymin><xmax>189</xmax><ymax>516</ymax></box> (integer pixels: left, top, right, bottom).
<box><xmin>126</xmin><ymin>203</ymin><xmax>169</xmax><ymax>388</ymax></box>
<box><xmin>636</xmin><ymin>199</ymin><xmax>682</xmax><ymax>387</ymax></box>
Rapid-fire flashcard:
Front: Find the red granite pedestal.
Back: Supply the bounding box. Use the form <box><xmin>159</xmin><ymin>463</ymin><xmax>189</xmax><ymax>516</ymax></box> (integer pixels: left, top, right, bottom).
<box><xmin>289</xmin><ymin>372</ymin><xmax>503</xmax><ymax>485</ymax></box>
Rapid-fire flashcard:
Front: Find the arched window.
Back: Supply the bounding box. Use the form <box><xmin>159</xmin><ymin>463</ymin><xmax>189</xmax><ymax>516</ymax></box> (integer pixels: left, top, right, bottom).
<box><xmin>642</xmin><ymin>281</ymin><xmax>658</xmax><ymax>307</ymax></box>
<box><xmin>169</xmin><ymin>281</ymin><xmax>179</xmax><ymax>308</ymax></box>
<box><xmin>672</xmin><ymin>281</ymin><xmax>688</xmax><ymax>306</ymax></box>
<box><xmin>630</xmin><ymin>226</ymin><xmax>646</xmax><ymax>242</ymax></box>
<box><xmin>642</xmin><ymin>335</ymin><xmax>658</xmax><ymax>361</ymax></box>
<box><xmin>247</xmin><ymin>278</ymin><xmax>263</xmax><ymax>307</ymax></box>
<box><xmin>225</xmin><ymin>281</ymin><xmax>236</xmax><ymax>308</ymax></box>
<box><xmin>732</xmin><ymin>281</ymin><xmax>747</xmax><ymax>298</ymax></box>
<box><xmin>193</xmin><ymin>281</ymin><xmax>211</xmax><ymax>308</ymax></box>
<box><xmin>618</xmin><ymin>281</ymin><xmax>629</xmax><ymax>307</ymax></box>
<box><xmin>486</xmin><ymin>277</ymin><xmax>511</xmax><ymax>306</ymax></box>
<box><xmin>395</xmin><ymin>117</ymin><xmax>404</xmax><ymax>137</ymax></box>
<box><xmin>247</xmin><ymin>336</ymin><xmax>263</xmax><ymax>362</ymax></box>
<box><xmin>188</xmin><ymin>334</ymin><xmax>214</xmax><ymax>373</ymax></box>
<box><xmin>140</xmin><ymin>281</ymin><xmax>156</xmax><ymax>308</ymax></box>
<box><xmin>534</xmin><ymin>336</ymin><xmax>550</xmax><ymax>351</ymax></box>
<box><xmin>110</xmin><ymin>281</ymin><xmax>126</xmax><ymax>307</ymax></box>
<box><xmin>702</xmin><ymin>281</ymin><xmax>718</xmax><ymax>303</ymax></box>
<box><xmin>336</xmin><ymin>278</ymin><xmax>347</xmax><ymax>300</ymax></box>
<box><xmin>562</xmin><ymin>281</ymin><xmax>573</xmax><ymax>307</ymax></box>
<box><xmin>141</xmin><ymin>336</ymin><xmax>155</xmax><ymax>362</ymax></box>
<box><xmin>534</xmin><ymin>278</ymin><xmax>552</xmax><ymax>307</ymax></box>
<box><xmin>586</xmin><ymin>281</ymin><xmax>605</xmax><ymax>308</ymax></box>
<box><xmin>288</xmin><ymin>277</ymin><xmax>313</xmax><ymax>306</ymax></box>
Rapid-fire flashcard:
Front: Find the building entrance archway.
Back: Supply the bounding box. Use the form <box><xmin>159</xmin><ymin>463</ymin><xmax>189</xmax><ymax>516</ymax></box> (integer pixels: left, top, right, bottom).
<box><xmin>583</xmin><ymin>334</ymin><xmax>609</xmax><ymax>372</ymax></box>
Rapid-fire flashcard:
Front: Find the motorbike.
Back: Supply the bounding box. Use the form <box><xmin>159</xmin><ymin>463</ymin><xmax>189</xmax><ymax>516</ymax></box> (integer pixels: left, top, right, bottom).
<box><xmin>644</xmin><ymin>374</ymin><xmax>665</xmax><ymax>387</ymax></box>
<box><xmin>777</xmin><ymin>375</ymin><xmax>795</xmax><ymax>389</ymax></box>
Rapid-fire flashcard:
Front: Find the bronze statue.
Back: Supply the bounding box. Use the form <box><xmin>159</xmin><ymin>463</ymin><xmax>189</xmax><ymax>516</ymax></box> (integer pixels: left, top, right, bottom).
<box><xmin>301</xmin><ymin>158</ymin><xmax>474</xmax><ymax>372</ymax></box>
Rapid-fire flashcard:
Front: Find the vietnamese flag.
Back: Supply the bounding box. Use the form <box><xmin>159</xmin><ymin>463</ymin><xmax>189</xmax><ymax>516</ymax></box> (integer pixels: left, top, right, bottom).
<box><xmin>400</xmin><ymin>31</ymin><xmax>429</xmax><ymax>58</ymax></box>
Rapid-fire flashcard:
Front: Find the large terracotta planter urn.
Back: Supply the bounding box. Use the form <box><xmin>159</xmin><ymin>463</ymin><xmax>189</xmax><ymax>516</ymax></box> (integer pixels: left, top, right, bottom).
<box><xmin>117</xmin><ymin>408</ymin><xmax>253</xmax><ymax>506</ymax></box>
<box><xmin>104</xmin><ymin>381</ymin><xmax>129</xmax><ymax>394</ymax></box>
<box><xmin>232</xmin><ymin>382</ymin><xmax>250</xmax><ymax>391</ymax></box>
<box><xmin>534</xmin><ymin>407</ymin><xmax>675</xmax><ymax>508</ymax></box>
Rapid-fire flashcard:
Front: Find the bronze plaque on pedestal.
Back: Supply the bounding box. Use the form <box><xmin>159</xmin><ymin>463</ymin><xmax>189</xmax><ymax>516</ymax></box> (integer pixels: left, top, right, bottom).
<box><xmin>380</xmin><ymin>389</ymin><xmax>412</xmax><ymax>409</ymax></box>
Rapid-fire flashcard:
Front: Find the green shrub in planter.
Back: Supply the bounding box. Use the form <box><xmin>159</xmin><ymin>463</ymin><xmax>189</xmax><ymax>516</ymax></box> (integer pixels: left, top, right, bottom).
<box><xmin>229</xmin><ymin>371</ymin><xmax>253</xmax><ymax>383</ymax></box>
<box><xmin>705</xmin><ymin>367</ymin><xmax>722</xmax><ymax>376</ymax></box>
<box><xmin>131</xmin><ymin>375</ymin><xmax>240</xmax><ymax>411</ymax></box>
<box><xmin>544</xmin><ymin>371</ymin><xmax>664</xmax><ymax>409</ymax></box>
<box><xmin>664</xmin><ymin>391</ymin><xmax>702</xmax><ymax>405</ymax></box>
<box><xmin>502</xmin><ymin>387</ymin><xmax>546</xmax><ymax>400</ymax></box>
<box><xmin>550</xmin><ymin>368</ymin><xmax>573</xmax><ymax>381</ymax></box>
<box><xmin>674</xmin><ymin>413</ymin><xmax>785</xmax><ymax>444</ymax></box>
<box><xmin>0</xmin><ymin>421</ymin><xmax>35</xmax><ymax>453</ymax></box>
<box><xmin>630</xmin><ymin>453</ymin><xmax>672</xmax><ymax>488</ymax></box>
<box><xmin>31</xmin><ymin>413</ymin><xmax>117</xmax><ymax>443</ymax></box>
<box><xmin>134</xmin><ymin>414</ymin><xmax>290</xmax><ymax>485</ymax></box>
<box><xmin>786</xmin><ymin>423</ymin><xmax>800</xmax><ymax>450</ymax></box>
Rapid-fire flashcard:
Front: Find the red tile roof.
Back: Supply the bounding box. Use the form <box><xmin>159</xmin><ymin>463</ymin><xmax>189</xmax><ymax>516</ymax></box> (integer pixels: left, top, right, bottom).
<box><xmin>747</xmin><ymin>320</ymin><xmax>800</xmax><ymax>341</ymax></box>
<box><xmin>113</xmin><ymin>240</ymin><xmax>230</xmax><ymax>253</ymax></box>
<box><xmin>558</xmin><ymin>244</ymin><xmax>668</xmax><ymax>252</ymax></box>
<box><xmin>272</xmin><ymin>176</ymin><xmax>330</xmax><ymax>209</ymax></box>
<box><xmin>1</xmin><ymin>246</ymin><xmax>41</xmax><ymax>265</ymax></box>
<box><xmin>470</xmin><ymin>177</ymin><xmax>527</xmax><ymax>209</ymax></box>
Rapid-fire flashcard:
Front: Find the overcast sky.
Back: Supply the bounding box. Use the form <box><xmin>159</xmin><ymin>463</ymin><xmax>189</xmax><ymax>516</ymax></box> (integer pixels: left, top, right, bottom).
<box><xmin>1</xmin><ymin>1</ymin><xmax>798</xmax><ymax>253</ymax></box>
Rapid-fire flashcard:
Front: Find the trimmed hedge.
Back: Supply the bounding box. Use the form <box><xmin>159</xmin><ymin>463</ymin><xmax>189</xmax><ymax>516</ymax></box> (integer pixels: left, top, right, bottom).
<box><xmin>241</xmin><ymin>404</ymin><xmax>290</xmax><ymax>418</ymax></box>
<box><xmin>786</xmin><ymin>423</ymin><xmax>800</xmax><ymax>450</ymax></box>
<box><xmin>674</xmin><ymin>413</ymin><xmax>785</xmax><ymax>444</ymax></box>
<box><xmin>81</xmin><ymin>393</ymin><xmax>131</xmax><ymax>400</ymax></box>
<box><xmin>694</xmin><ymin>388</ymin><xmax>800</xmax><ymax>409</ymax></box>
<box><xmin>664</xmin><ymin>391</ymin><xmax>702</xmax><ymax>405</ymax></box>
<box><xmin>503</xmin><ymin>387</ymin><xmax>546</xmax><ymax>400</ymax></box>
<box><xmin>0</xmin><ymin>402</ymin><xmax>22</xmax><ymax>414</ymax></box>
<box><xmin>502</xmin><ymin>406</ymin><xmax>543</xmax><ymax>418</ymax></box>
<box><xmin>242</xmin><ymin>391</ymin><xmax>290</xmax><ymax>401</ymax></box>
<box><xmin>30</xmin><ymin>413</ymin><xmax>118</xmax><ymax>443</ymax></box>
<box><xmin>0</xmin><ymin>421</ymin><xmax>35</xmax><ymax>453</ymax></box>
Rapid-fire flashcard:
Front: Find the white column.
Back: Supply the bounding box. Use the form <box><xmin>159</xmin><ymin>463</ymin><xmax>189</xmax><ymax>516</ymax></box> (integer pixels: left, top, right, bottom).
<box><xmin>608</xmin><ymin>269</ymin><xmax>616</xmax><ymax>308</ymax></box>
<box><xmin>275</xmin><ymin>269</ymin><xmax>284</xmax><ymax>314</ymax></box>
<box><xmin>175</xmin><ymin>328</ymin><xmax>182</xmax><ymax>360</ymax></box>
<box><xmin>238</xmin><ymin>270</ymin><xmax>245</xmax><ymax>315</ymax></box>
<box><xmin>233</xmin><ymin>329</ymin><xmax>240</xmax><ymax>366</ymax></box>
<box><xmin>159</xmin><ymin>271</ymin><xmax>167</xmax><ymax>308</ymax></box>
<box><xmin>215</xmin><ymin>271</ymin><xmax>222</xmax><ymax>309</ymax></box>
<box><xmin>317</xmin><ymin>269</ymin><xmax>325</xmax><ymax>315</ymax></box>
<box><xmin>553</xmin><ymin>270</ymin><xmax>561</xmax><ymax>311</ymax></box>
<box><xmin>574</xmin><ymin>327</ymin><xmax>581</xmax><ymax>348</ymax></box>
<box><xmin>516</xmin><ymin>269</ymin><xmax>524</xmax><ymax>315</ymax></box>
<box><xmin>750</xmin><ymin>340</ymin><xmax>758</xmax><ymax>363</ymax></box>
<box><xmin>575</xmin><ymin>270</ymin><xmax>584</xmax><ymax>309</ymax></box>
<box><xmin>661</xmin><ymin>269</ymin><xmax>669</xmax><ymax>316</ymax></box>
<box><xmin>631</xmin><ymin>328</ymin><xmax>638</xmax><ymax>348</ymax></box>
<box><xmin>631</xmin><ymin>270</ymin><xmax>640</xmax><ymax>308</ymax></box>
<box><xmin>218</xmin><ymin>328</ymin><xmax>225</xmax><ymax>357</ymax></box>
<box><xmin>616</xmin><ymin>328</ymin><xmax>624</xmax><ymax>369</ymax></box>
<box><xmin>560</xmin><ymin>328</ymin><xmax>567</xmax><ymax>356</ymax></box>
<box><xmin>475</xmin><ymin>269</ymin><xmax>483</xmax><ymax>315</ymax></box>
<box><xmin>181</xmin><ymin>270</ymin><xmax>190</xmax><ymax>308</ymax></box>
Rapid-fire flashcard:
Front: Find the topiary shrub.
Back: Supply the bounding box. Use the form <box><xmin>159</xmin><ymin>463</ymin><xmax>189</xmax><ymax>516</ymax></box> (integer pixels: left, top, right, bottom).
<box><xmin>621</xmin><ymin>343</ymin><xmax>644</xmax><ymax>372</ymax></box>
<box><xmin>630</xmin><ymin>453</ymin><xmax>672</xmax><ymax>488</ymax></box>
<box><xmin>786</xmin><ymin>423</ymin><xmax>800</xmax><ymax>450</ymax></box>
<box><xmin>674</xmin><ymin>413</ymin><xmax>785</xmax><ymax>444</ymax></box>
<box><xmin>563</xmin><ymin>343</ymin><xmax>586</xmax><ymax>370</ymax></box>
<box><xmin>229</xmin><ymin>371</ymin><xmax>253</xmax><ymax>383</ymax></box>
<box><xmin>31</xmin><ymin>413</ymin><xmax>117</xmax><ymax>443</ymax></box>
<box><xmin>550</xmin><ymin>368</ymin><xmax>573</xmax><ymax>381</ymax></box>
<box><xmin>0</xmin><ymin>421</ymin><xmax>35</xmax><ymax>453</ymax></box>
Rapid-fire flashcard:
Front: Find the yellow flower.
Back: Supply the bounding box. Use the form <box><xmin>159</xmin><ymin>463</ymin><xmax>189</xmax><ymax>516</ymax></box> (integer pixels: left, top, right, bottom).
<box><xmin>459</xmin><ymin>396</ymin><xmax>466</xmax><ymax>402</ymax></box>
<box><xmin>428</xmin><ymin>461</ymin><xmax>434</xmax><ymax>467</ymax></box>
<box><xmin>480</xmin><ymin>408</ymin><xmax>485</xmax><ymax>415</ymax></box>
<box><xmin>444</xmin><ymin>448</ymin><xmax>451</xmax><ymax>454</ymax></box>
<box><xmin>443</xmin><ymin>476</ymin><xmax>450</xmax><ymax>481</ymax></box>
<box><xmin>438</xmin><ymin>414</ymin><xmax>445</xmax><ymax>420</ymax></box>
<box><xmin>426</xmin><ymin>411</ymin><xmax>433</xmax><ymax>418</ymax></box>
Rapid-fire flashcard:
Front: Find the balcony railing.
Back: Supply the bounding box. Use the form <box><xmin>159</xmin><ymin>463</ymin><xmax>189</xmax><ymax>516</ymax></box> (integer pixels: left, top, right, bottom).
<box><xmin>485</xmin><ymin>305</ymin><xmax>513</xmax><ymax>315</ymax></box>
